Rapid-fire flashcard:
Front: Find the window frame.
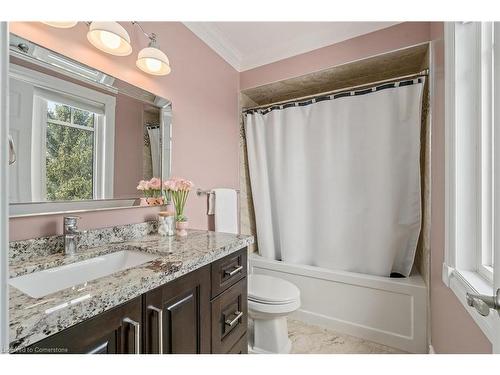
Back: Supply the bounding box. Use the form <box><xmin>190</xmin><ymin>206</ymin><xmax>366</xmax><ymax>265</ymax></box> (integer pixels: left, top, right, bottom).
<box><xmin>443</xmin><ymin>21</ymin><xmax>497</xmax><ymax>342</ymax></box>
<box><xmin>9</xmin><ymin>63</ymin><xmax>116</xmax><ymax>201</ymax></box>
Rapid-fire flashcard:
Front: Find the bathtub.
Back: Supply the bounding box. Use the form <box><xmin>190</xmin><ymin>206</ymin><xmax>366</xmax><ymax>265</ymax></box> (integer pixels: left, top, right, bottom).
<box><xmin>249</xmin><ymin>254</ymin><xmax>427</xmax><ymax>353</ymax></box>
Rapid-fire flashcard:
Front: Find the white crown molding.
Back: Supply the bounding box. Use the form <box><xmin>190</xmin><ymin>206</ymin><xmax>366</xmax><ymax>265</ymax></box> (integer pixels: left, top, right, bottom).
<box><xmin>240</xmin><ymin>22</ymin><xmax>399</xmax><ymax>71</ymax></box>
<box><xmin>184</xmin><ymin>22</ymin><xmax>400</xmax><ymax>72</ymax></box>
<box><xmin>183</xmin><ymin>22</ymin><xmax>242</xmax><ymax>71</ymax></box>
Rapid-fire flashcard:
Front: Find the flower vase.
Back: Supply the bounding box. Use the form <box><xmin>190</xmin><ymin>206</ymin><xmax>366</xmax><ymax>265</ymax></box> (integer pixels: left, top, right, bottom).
<box><xmin>165</xmin><ymin>201</ymin><xmax>174</xmax><ymax>212</ymax></box>
<box><xmin>176</xmin><ymin>221</ymin><xmax>189</xmax><ymax>237</ymax></box>
<box><xmin>140</xmin><ymin>197</ymin><xmax>164</xmax><ymax>206</ymax></box>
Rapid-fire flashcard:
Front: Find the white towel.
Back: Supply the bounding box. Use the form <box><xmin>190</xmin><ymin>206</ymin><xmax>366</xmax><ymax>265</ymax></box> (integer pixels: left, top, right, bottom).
<box><xmin>211</xmin><ymin>188</ymin><xmax>238</xmax><ymax>234</ymax></box>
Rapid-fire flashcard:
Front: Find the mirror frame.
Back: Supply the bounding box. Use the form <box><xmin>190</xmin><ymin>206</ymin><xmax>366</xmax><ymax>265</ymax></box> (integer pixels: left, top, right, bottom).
<box><xmin>8</xmin><ymin>33</ymin><xmax>172</xmax><ymax>218</ymax></box>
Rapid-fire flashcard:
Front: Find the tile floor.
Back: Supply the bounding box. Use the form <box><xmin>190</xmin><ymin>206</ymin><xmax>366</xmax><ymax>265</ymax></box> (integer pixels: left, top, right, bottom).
<box><xmin>288</xmin><ymin>319</ymin><xmax>406</xmax><ymax>354</ymax></box>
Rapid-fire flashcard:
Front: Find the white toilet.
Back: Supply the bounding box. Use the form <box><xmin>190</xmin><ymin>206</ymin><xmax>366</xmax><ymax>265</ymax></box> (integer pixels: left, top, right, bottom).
<box><xmin>247</xmin><ymin>274</ymin><xmax>301</xmax><ymax>354</ymax></box>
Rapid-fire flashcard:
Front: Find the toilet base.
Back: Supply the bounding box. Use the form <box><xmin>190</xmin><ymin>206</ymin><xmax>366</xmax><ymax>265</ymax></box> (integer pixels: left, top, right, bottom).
<box><xmin>248</xmin><ymin>315</ymin><xmax>292</xmax><ymax>354</ymax></box>
<box><xmin>248</xmin><ymin>339</ymin><xmax>292</xmax><ymax>354</ymax></box>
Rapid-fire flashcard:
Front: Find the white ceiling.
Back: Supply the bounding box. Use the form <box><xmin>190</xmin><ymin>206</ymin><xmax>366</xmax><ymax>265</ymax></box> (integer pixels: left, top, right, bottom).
<box><xmin>183</xmin><ymin>22</ymin><xmax>399</xmax><ymax>72</ymax></box>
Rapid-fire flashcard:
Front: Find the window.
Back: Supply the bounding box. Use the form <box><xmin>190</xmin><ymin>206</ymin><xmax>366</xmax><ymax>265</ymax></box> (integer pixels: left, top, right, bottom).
<box><xmin>445</xmin><ymin>22</ymin><xmax>496</xmax><ymax>282</ymax></box>
<box><xmin>446</xmin><ymin>21</ymin><xmax>497</xmax><ymax>281</ymax></box>
<box><xmin>444</xmin><ymin>21</ymin><xmax>500</xmax><ymax>340</ymax></box>
<box><xmin>9</xmin><ymin>64</ymin><xmax>116</xmax><ymax>206</ymax></box>
<box><xmin>45</xmin><ymin>100</ymin><xmax>97</xmax><ymax>201</ymax></box>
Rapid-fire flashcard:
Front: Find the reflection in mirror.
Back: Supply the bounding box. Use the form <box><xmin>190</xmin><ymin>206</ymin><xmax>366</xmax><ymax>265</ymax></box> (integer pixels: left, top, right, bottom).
<box><xmin>8</xmin><ymin>34</ymin><xmax>172</xmax><ymax>216</ymax></box>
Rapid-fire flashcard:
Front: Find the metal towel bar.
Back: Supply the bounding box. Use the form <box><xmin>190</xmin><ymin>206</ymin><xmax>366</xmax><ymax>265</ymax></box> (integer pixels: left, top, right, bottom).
<box><xmin>196</xmin><ymin>188</ymin><xmax>240</xmax><ymax>196</ymax></box>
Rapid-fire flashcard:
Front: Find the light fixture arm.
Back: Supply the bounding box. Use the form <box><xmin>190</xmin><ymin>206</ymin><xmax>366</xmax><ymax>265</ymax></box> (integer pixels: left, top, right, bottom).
<box><xmin>132</xmin><ymin>21</ymin><xmax>159</xmax><ymax>47</ymax></box>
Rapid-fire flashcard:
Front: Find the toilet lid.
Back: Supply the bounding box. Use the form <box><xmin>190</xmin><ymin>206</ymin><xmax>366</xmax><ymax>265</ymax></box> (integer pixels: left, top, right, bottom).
<box><xmin>248</xmin><ymin>274</ymin><xmax>300</xmax><ymax>304</ymax></box>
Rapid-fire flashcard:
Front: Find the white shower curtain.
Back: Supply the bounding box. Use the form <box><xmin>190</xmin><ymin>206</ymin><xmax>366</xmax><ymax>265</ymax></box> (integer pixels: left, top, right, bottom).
<box><xmin>147</xmin><ymin>126</ymin><xmax>161</xmax><ymax>178</ymax></box>
<box><xmin>244</xmin><ymin>82</ymin><xmax>423</xmax><ymax>277</ymax></box>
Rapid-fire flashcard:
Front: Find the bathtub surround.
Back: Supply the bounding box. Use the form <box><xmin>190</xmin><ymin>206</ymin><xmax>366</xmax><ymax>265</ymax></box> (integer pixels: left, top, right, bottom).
<box><xmin>251</xmin><ymin>255</ymin><xmax>427</xmax><ymax>353</ymax></box>
<box><xmin>239</xmin><ymin>43</ymin><xmax>431</xmax><ymax>281</ymax></box>
<box><xmin>9</xmin><ymin>226</ymin><xmax>253</xmax><ymax>351</ymax></box>
<box><xmin>241</xmin><ymin>44</ymin><xmax>429</xmax><ymax>107</ymax></box>
<box><xmin>245</xmin><ymin>78</ymin><xmax>424</xmax><ymax>277</ymax></box>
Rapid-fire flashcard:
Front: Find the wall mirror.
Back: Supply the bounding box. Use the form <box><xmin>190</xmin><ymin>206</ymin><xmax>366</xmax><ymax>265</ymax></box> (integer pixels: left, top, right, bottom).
<box><xmin>8</xmin><ymin>34</ymin><xmax>172</xmax><ymax>217</ymax></box>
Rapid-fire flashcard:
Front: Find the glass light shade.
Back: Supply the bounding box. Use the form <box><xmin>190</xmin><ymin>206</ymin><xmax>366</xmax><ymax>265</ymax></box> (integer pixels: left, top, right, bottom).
<box><xmin>136</xmin><ymin>46</ymin><xmax>171</xmax><ymax>76</ymax></box>
<box><xmin>87</xmin><ymin>22</ymin><xmax>132</xmax><ymax>56</ymax></box>
<box><xmin>42</xmin><ymin>22</ymin><xmax>78</xmax><ymax>28</ymax></box>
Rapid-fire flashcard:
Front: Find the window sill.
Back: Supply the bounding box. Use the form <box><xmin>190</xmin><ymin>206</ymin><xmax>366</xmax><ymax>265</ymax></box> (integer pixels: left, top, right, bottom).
<box><xmin>442</xmin><ymin>263</ymin><xmax>496</xmax><ymax>343</ymax></box>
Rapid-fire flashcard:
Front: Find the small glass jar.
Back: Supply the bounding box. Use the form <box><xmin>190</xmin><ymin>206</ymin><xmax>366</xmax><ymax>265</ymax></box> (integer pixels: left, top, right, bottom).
<box><xmin>158</xmin><ymin>211</ymin><xmax>175</xmax><ymax>236</ymax></box>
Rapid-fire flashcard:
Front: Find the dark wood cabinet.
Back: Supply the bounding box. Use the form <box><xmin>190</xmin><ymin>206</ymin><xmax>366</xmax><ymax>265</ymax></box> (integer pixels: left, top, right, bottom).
<box><xmin>227</xmin><ymin>333</ymin><xmax>248</xmax><ymax>354</ymax></box>
<box><xmin>211</xmin><ymin>277</ymin><xmax>247</xmax><ymax>353</ymax></box>
<box><xmin>21</xmin><ymin>297</ymin><xmax>142</xmax><ymax>354</ymax></box>
<box><xmin>22</xmin><ymin>248</ymin><xmax>248</xmax><ymax>355</ymax></box>
<box><xmin>211</xmin><ymin>249</ymin><xmax>247</xmax><ymax>298</ymax></box>
<box><xmin>144</xmin><ymin>265</ymin><xmax>211</xmax><ymax>354</ymax></box>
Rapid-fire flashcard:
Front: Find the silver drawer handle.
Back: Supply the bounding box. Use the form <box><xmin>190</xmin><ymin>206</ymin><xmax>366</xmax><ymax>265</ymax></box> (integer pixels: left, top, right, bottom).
<box><xmin>224</xmin><ymin>265</ymin><xmax>243</xmax><ymax>277</ymax></box>
<box><xmin>225</xmin><ymin>310</ymin><xmax>243</xmax><ymax>327</ymax></box>
<box><xmin>123</xmin><ymin>317</ymin><xmax>141</xmax><ymax>354</ymax></box>
<box><xmin>148</xmin><ymin>305</ymin><xmax>163</xmax><ymax>354</ymax></box>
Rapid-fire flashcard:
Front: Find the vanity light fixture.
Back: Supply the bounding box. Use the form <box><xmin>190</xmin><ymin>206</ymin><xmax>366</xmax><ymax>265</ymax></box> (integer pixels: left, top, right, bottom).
<box><xmin>42</xmin><ymin>21</ymin><xmax>170</xmax><ymax>75</ymax></box>
<box><xmin>41</xmin><ymin>21</ymin><xmax>78</xmax><ymax>28</ymax></box>
<box><xmin>133</xmin><ymin>22</ymin><xmax>171</xmax><ymax>76</ymax></box>
<box><xmin>87</xmin><ymin>22</ymin><xmax>132</xmax><ymax>56</ymax></box>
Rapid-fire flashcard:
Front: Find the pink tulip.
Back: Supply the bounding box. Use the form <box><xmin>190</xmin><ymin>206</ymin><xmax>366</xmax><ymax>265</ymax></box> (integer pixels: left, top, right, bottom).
<box><xmin>136</xmin><ymin>180</ymin><xmax>149</xmax><ymax>191</ymax></box>
<box><xmin>149</xmin><ymin>177</ymin><xmax>162</xmax><ymax>190</ymax></box>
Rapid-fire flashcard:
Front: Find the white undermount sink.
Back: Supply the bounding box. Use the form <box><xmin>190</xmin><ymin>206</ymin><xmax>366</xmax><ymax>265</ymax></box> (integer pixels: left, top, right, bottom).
<box><xmin>9</xmin><ymin>250</ymin><xmax>158</xmax><ymax>299</ymax></box>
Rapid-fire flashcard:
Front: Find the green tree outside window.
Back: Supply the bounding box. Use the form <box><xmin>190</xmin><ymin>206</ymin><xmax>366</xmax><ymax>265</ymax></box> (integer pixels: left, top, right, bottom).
<box><xmin>46</xmin><ymin>101</ymin><xmax>95</xmax><ymax>201</ymax></box>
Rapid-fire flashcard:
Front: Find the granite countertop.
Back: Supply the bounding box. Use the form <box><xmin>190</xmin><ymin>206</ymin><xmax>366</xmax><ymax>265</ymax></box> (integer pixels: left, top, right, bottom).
<box><xmin>9</xmin><ymin>229</ymin><xmax>253</xmax><ymax>351</ymax></box>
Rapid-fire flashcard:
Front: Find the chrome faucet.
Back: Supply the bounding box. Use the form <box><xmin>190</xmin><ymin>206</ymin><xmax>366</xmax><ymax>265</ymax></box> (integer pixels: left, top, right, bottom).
<box><xmin>63</xmin><ymin>216</ymin><xmax>86</xmax><ymax>256</ymax></box>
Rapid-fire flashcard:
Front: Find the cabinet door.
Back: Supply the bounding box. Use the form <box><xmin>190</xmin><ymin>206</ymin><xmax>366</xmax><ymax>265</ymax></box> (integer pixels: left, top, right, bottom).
<box><xmin>144</xmin><ymin>265</ymin><xmax>211</xmax><ymax>354</ymax></box>
<box><xmin>211</xmin><ymin>278</ymin><xmax>248</xmax><ymax>354</ymax></box>
<box><xmin>22</xmin><ymin>297</ymin><xmax>142</xmax><ymax>354</ymax></box>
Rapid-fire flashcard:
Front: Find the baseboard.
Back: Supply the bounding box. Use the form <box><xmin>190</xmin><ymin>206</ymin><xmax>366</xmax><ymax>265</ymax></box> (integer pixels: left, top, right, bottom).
<box><xmin>290</xmin><ymin>309</ymin><xmax>427</xmax><ymax>354</ymax></box>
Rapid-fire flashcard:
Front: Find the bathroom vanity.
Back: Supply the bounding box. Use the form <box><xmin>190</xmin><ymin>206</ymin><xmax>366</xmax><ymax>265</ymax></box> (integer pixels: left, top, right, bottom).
<box><xmin>9</xmin><ymin>224</ymin><xmax>253</xmax><ymax>354</ymax></box>
<box><xmin>6</xmin><ymin>31</ymin><xmax>253</xmax><ymax>355</ymax></box>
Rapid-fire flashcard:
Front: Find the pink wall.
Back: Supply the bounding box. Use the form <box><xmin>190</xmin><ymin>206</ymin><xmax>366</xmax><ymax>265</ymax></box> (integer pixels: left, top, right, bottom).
<box><xmin>9</xmin><ymin>22</ymin><xmax>240</xmax><ymax>240</ymax></box>
<box><xmin>428</xmin><ymin>23</ymin><xmax>492</xmax><ymax>354</ymax></box>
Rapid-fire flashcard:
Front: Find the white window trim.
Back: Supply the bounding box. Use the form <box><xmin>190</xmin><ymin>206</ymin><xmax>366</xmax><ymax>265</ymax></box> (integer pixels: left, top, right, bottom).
<box><xmin>443</xmin><ymin>21</ymin><xmax>496</xmax><ymax>343</ymax></box>
<box><xmin>0</xmin><ymin>21</ymin><xmax>10</xmax><ymax>353</ymax></box>
<box><xmin>9</xmin><ymin>63</ymin><xmax>115</xmax><ymax>201</ymax></box>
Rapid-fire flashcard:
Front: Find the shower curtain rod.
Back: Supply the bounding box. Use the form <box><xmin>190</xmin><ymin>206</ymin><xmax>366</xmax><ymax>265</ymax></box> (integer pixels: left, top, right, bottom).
<box><xmin>243</xmin><ymin>69</ymin><xmax>429</xmax><ymax>112</ymax></box>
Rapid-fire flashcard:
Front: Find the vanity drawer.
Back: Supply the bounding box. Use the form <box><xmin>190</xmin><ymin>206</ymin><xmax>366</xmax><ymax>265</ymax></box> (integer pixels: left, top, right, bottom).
<box><xmin>211</xmin><ymin>248</ymin><xmax>247</xmax><ymax>298</ymax></box>
<box><xmin>211</xmin><ymin>278</ymin><xmax>247</xmax><ymax>354</ymax></box>
<box><xmin>227</xmin><ymin>333</ymin><xmax>248</xmax><ymax>354</ymax></box>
